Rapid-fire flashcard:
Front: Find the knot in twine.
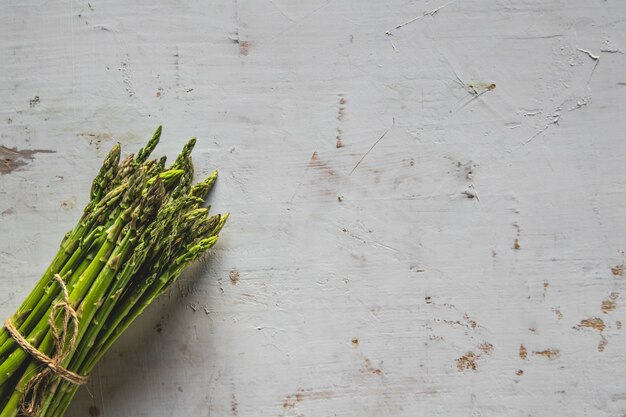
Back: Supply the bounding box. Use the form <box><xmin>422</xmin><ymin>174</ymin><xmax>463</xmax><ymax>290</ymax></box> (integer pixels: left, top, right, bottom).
<box><xmin>4</xmin><ymin>274</ymin><xmax>88</xmax><ymax>416</ymax></box>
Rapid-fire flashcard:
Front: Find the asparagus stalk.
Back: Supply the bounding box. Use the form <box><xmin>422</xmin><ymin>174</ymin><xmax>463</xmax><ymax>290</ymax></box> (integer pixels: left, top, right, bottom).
<box><xmin>0</xmin><ymin>128</ymin><xmax>228</xmax><ymax>417</ymax></box>
<box><xmin>41</xmin><ymin>208</ymin><xmax>226</xmax><ymax>417</ymax></box>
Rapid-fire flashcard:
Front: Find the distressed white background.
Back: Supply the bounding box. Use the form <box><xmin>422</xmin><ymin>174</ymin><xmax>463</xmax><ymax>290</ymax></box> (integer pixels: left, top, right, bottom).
<box><xmin>2</xmin><ymin>0</ymin><xmax>626</xmax><ymax>416</ymax></box>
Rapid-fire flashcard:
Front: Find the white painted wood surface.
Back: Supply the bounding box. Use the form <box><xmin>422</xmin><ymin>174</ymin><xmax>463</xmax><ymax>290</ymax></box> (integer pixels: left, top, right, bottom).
<box><xmin>2</xmin><ymin>1</ymin><xmax>626</xmax><ymax>416</ymax></box>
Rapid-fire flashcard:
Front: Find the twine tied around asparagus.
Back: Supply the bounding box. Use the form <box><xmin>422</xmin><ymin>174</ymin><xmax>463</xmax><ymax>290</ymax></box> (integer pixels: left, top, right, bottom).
<box><xmin>4</xmin><ymin>273</ymin><xmax>88</xmax><ymax>416</ymax></box>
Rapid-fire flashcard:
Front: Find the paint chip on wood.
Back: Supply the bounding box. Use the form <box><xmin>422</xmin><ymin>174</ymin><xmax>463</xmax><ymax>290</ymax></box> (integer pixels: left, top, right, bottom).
<box><xmin>0</xmin><ymin>146</ymin><xmax>56</xmax><ymax>175</ymax></box>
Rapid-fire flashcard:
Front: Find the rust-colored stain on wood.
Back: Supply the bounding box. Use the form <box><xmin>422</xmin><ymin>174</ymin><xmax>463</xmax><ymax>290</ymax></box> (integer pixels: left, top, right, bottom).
<box><xmin>456</xmin><ymin>352</ymin><xmax>478</xmax><ymax>371</ymax></box>
<box><xmin>552</xmin><ymin>307</ymin><xmax>563</xmax><ymax>320</ymax></box>
<box><xmin>463</xmin><ymin>314</ymin><xmax>478</xmax><ymax>330</ymax></box>
<box><xmin>598</xmin><ymin>336</ymin><xmax>608</xmax><ymax>352</ymax></box>
<box><xmin>282</xmin><ymin>389</ymin><xmax>304</xmax><ymax>409</ymax></box>
<box><xmin>363</xmin><ymin>358</ymin><xmax>382</xmax><ymax>376</ymax></box>
<box><xmin>229</xmin><ymin>269</ymin><xmax>240</xmax><ymax>286</ymax></box>
<box><xmin>601</xmin><ymin>292</ymin><xmax>618</xmax><ymax>314</ymax></box>
<box><xmin>231</xmin><ymin>393</ymin><xmax>238</xmax><ymax>416</ymax></box>
<box><xmin>335</xmin><ymin>127</ymin><xmax>344</xmax><ymax>148</ymax></box>
<box><xmin>336</xmin><ymin>95</ymin><xmax>346</xmax><ymax>121</ymax></box>
<box><xmin>308</xmin><ymin>151</ymin><xmax>336</xmax><ymax>177</ymax></box>
<box><xmin>282</xmin><ymin>389</ymin><xmax>332</xmax><ymax>409</ymax></box>
<box><xmin>611</xmin><ymin>264</ymin><xmax>624</xmax><ymax>276</ymax></box>
<box><xmin>579</xmin><ymin>318</ymin><xmax>606</xmax><ymax>332</ymax></box>
<box><xmin>479</xmin><ymin>342</ymin><xmax>493</xmax><ymax>354</ymax></box>
<box><xmin>533</xmin><ymin>349</ymin><xmax>560</xmax><ymax>360</ymax></box>
<box><xmin>239</xmin><ymin>40</ymin><xmax>250</xmax><ymax>56</ymax></box>
<box><xmin>519</xmin><ymin>344</ymin><xmax>527</xmax><ymax>360</ymax></box>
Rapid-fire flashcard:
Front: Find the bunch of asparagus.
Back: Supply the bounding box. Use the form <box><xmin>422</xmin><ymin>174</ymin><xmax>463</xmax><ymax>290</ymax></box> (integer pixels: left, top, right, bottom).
<box><xmin>0</xmin><ymin>127</ymin><xmax>227</xmax><ymax>417</ymax></box>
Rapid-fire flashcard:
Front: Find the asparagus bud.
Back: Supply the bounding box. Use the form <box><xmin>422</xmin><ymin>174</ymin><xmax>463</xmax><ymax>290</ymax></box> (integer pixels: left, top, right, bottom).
<box><xmin>135</xmin><ymin>126</ymin><xmax>162</xmax><ymax>165</ymax></box>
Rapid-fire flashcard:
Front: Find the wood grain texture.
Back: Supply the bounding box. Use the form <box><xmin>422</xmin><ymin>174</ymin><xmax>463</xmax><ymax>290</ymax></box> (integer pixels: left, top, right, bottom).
<box><xmin>2</xmin><ymin>0</ymin><xmax>626</xmax><ymax>416</ymax></box>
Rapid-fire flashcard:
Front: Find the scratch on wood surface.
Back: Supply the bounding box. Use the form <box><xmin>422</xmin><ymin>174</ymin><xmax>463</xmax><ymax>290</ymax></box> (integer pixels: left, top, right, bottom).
<box><xmin>524</xmin><ymin>89</ymin><xmax>593</xmax><ymax>147</ymax></box>
<box><xmin>449</xmin><ymin>71</ymin><xmax>496</xmax><ymax>115</ymax></box>
<box><xmin>349</xmin><ymin>129</ymin><xmax>390</xmax><ymax>175</ymax></box>
<box><xmin>289</xmin><ymin>153</ymin><xmax>314</xmax><ymax>202</ymax></box>
<box><xmin>452</xmin><ymin>72</ymin><xmax>496</xmax><ymax>98</ymax></box>
<box><xmin>385</xmin><ymin>0</ymin><xmax>457</xmax><ymax>35</ymax></box>
<box><xmin>523</xmin><ymin>108</ymin><xmax>561</xmax><ymax>145</ymax></box>
<box><xmin>261</xmin><ymin>0</ymin><xmax>331</xmax><ymax>46</ymax></box>
<box><xmin>576</xmin><ymin>47</ymin><xmax>600</xmax><ymax>86</ymax></box>
<box><xmin>567</xmin><ymin>96</ymin><xmax>590</xmax><ymax>111</ymax></box>
<box><xmin>341</xmin><ymin>227</ymin><xmax>400</xmax><ymax>255</ymax></box>
<box><xmin>268</xmin><ymin>0</ymin><xmax>296</xmax><ymax>23</ymax></box>
<box><xmin>576</xmin><ymin>47</ymin><xmax>599</xmax><ymax>61</ymax></box>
